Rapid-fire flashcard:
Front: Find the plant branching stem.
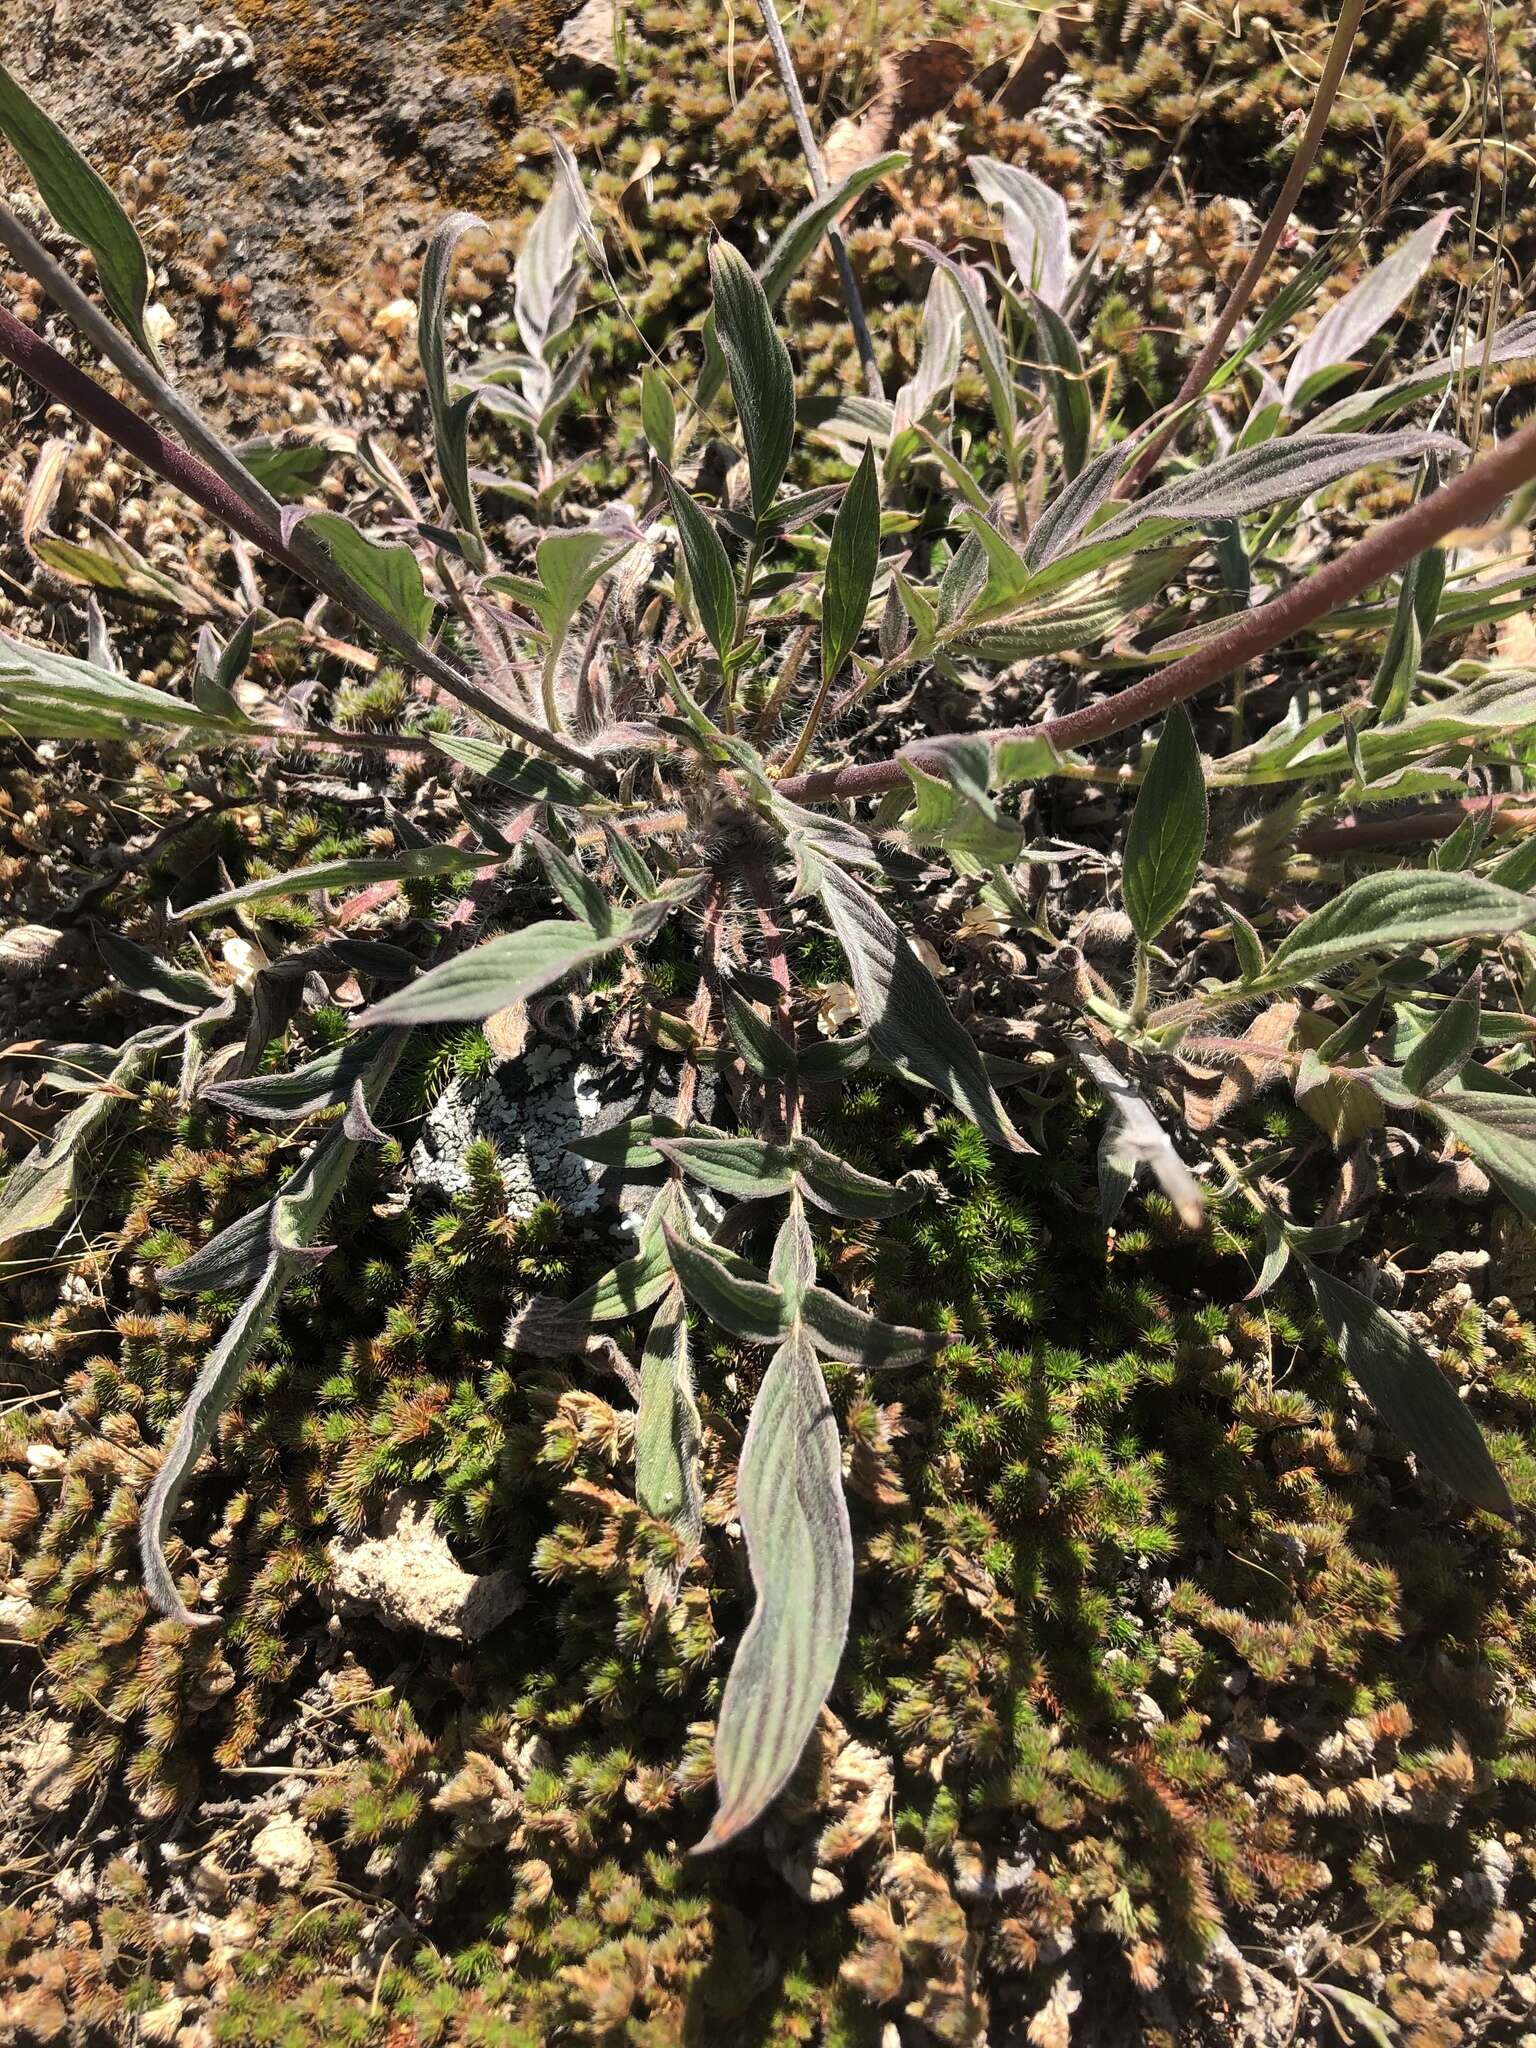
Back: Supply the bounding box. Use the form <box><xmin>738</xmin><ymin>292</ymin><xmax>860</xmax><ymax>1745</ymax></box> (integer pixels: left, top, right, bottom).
<box><xmin>1114</xmin><ymin>0</ymin><xmax>1368</xmax><ymax>497</ymax></box>
<box><xmin>0</xmin><ymin>230</ymin><xmax>598</xmax><ymax>778</ymax></box>
<box><xmin>774</xmin><ymin>412</ymin><xmax>1536</xmax><ymax>804</ymax></box>
<box><xmin>752</xmin><ymin>0</ymin><xmax>883</xmax><ymax>402</ymax></box>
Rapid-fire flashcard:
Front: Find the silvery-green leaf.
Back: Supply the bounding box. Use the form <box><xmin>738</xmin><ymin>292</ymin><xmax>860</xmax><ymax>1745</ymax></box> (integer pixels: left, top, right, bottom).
<box><xmin>723</xmin><ymin>987</ymin><xmax>798</xmax><ymax>1081</ymax></box>
<box><xmin>1254</xmin><ymin>871</ymin><xmax>1536</xmax><ymax>991</ymax></box>
<box><xmin>531</xmin><ymin>832</ymin><xmax>614</xmax><ymax>933</ymax></box>
<box><xmin>890</xmin><ymin>265</ymin><xmax>965</xmax><ymax>441</ymax></box>
<box><xmin>0</xmin><ymin>61</ymin><xmax>155</xmax><ymax>359</ymax></box>
<box><xmin>141</xmin><ymin>1255</ymin><xmax>291</xmax><ymax>1626</ymax></box>
<box><xmin>359</xmin><ymin>891</ymin><xmax>689</xmax><ymax>1025</ymax></box>
<box><xmin>758</xmin><ymin>154</ymin><xmax>906</xmax><ymax>307</ymax></box>
<box><xmin>1303</xmin><ymin>1260</ymin><xmax>1513</xmax><ymax>1516</ymax></box>
<box><xmin>656</xmin><ymin>1136</ymin><xmax>799</xmax><ymax>1200</ymax></box>
<box><xmin>636</xmin><ymin>1288</ymin><xmax>703</xmax><ymax>1600</ymax></box>
<box><xmin>0</xmin><ymin>629</ymin><xmax>250</xmax><ymax>742</ymax></box>
<box><xmin>821</xmin><ymin>444</ymin><xmax>880</xmax><ymax>685</ymax></box>
<box><xmin>178</xmin><ymin>845</ymin><xmax>494</xmax><ymax>919</ymax></box>
<box><xmin>158</xmin><ymin>1202</ymin><xmax>275</xmax><ymax>1296</ymax></box>
<box><xmin>93</xmin><ymin>925</ymin><xmax>222</xmax><ymax>1015</ymax></box>
<box><xmin>695</xmin><ymin>1322</ymin><xmax>851</xmax><ymax>1850</ymax></box>
<box><xmin>813</xmin><ymin>861</ymin><xmax>1026</xmax><ymax>1153</ymax></box>
<box><xmin>1122</xmin><ymin>704</ymin><xmax>1207</xmax><ymax>945</ymax></box>
<box><xmin>514</xmin><ymin>163</ymin><xmax>586</xmax><ymax>364</ymax></box>
<box><xmin>1284</xmin><ymin>212</ymin><xmax>1452</xmax><ymax>407</ymax></box>
<box><xmin>509</xmin><ymin>1198</ymin><xmax>680</xmax><ymax>1353</ymax></box>
<box><xmin>200</xmin><ymin>1035</ymin><xmax>386</xmax><ymax>1123</ymax></box>
<box><xmin>1228</xmin><ymin>905</ymin><xmax>1267</xmax><ymax>981</ymax></box>
<box><xmin>419</xmin><ymin>211</ymin><xmax>488</xmax><ymax>554</ymax></box>
<box><xmin>661</xmin><ymin>468</ymin><xmax>737</xmax><ymax>666</ymax></box>
<box><xmin>663</xmin><ymin>1228</ymin><xmax>787</xmax><ymax>1343</ymax></box>
<box><xmin>1308</xmin><ymin>313</ymin><xmax>1536</xmax><ymax>433</ymax></box>
<box><xmin>709</xmin><ymin>239</ymin><xmax>795</xmax><ymax>523</ymax></box>
<box><xmin>289</xmin><ymin>511</ymin><xmax>432</xmax><ymax>643</ymax></box>
<box><xmin>954</xmin><ymin>510</ymin><xmax>1032</xmax><ymax>619</ymax></box>
<box><xmin>957</xmin><ymin>549</ymin><xmax>1196</xmax><ymax>664</ymax></box>
<box><xmin>1020</xmin><ymin>287</ymin><xmax>1088</xmax><ymax>476</ymax></box>
<box><xmin>910</xmin><ymin>241</ymin><xmax>1016</xmax><ymax>453</ymax></box>
<box><xmin>1033</xmin><ymin>430</ymin><xmax>1458</xmax><ymax>601</ymax></box>
<box><xmin>771</xmin><ymin>1193</ymin><xmax>817</xmax><ymax>1306</ymax></box>
<box><xmin>1024</xmin><ymin>436</ymin><xmax>1136</xmax><ymax>568</ymax></box>
<box><xmin>1369</xmin><ymin>552</ymin><xmax>1428</xmax><ymax>722</ymax></box>
<box><xmin>430</xmin><ymin>730</ymin><xmax>594</xmax><ymax>806</ymax></box>
<box><xmin>1399</xmin><ymin>973</ymin><xmax>1481</xmax><ymax>1098</ymax></box>
<box><xmin>801</xmin><ymin>1285</ymin><xmax>942</xmax><ymax>1367</ymax></box>
<box><xmin>968</xmin><ymin>154</ymin><xmax>1071</xmax><ymax>310</ymax></box>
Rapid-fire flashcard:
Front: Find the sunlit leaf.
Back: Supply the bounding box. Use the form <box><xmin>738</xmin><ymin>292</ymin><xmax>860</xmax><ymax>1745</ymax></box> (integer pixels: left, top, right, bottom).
<box><xmin>710</xmin><ymin>239</ymin><xmax>796</xmax><ymax>522</ymax></box>
<box><xmin>1122</xmin><ymin>704</ymin><xmax>1207</xmax><ymax>945</ymax></box>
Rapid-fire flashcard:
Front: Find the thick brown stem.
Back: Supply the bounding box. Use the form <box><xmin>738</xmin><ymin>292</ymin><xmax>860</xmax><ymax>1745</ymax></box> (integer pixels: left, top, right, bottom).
<box><xmin>1293</xmin><ymin>794</ymin><xmax>1536</xmax><ymax>854</ymax></box>
<box><xmin>1115</xmin><ymin>0</ymin><xmax>1367</xmax><ymax>497</ymax></box>
<box><xmin>774</xmin><ymin>412</ymin><xmax>1536</xmax><ymax>805</ymax></box>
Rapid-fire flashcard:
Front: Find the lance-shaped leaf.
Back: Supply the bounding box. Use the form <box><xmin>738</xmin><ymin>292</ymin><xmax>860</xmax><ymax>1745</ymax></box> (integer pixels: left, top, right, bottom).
<box><xmin>910</xmin><ymin>242</ymin><xmax>1017</xmax><ymax>458</ymax></box>
<box><xmin>799</xmin><ymin>1285</ymin><xmax>942</xmax><ymax>1368</ymax></box>
<box><xmin>793</xmin><ymin>1136</ymin><xmax>922</xmax><ymax>1219</ymax></box>
<box><xmin>1284</xmin><ymin>211</ymin><xmax>1453</xmax><ymax>408</ymax></box>
<box><xmin>636</xmin><ymin>1288</ymin><xmax>704</xmax><ymax>1602</ymax></box>
<box><xmin>968</xmin><ymin>154</ymin><xmax>1071</xmax><ymax>310</ymax></box>
<box><xmin>532</xmin><ymin>832</ymin><xmax>614</xmax><ymax>933</ymax></box>
<box><xmin>359</xmin><ymin>888</ymin><xmax>691</xmax><ymax>1025</ymax></box>
<box><xmin>0</xmin><ymin>62</ymin><xmax>155</xmax><ymax>359</ymax></box>
<box><xmin>821</xmin><ymin>444</ymin><xmax>880</xmax><ymax>685</ymax></box>
<box><xmin>813</xmin><ymin>860</ymin><xmax>1026</xmax><ymax>1152</ymax></box>
<box><xmin>1303</xmin><ymin>1261</ymin><xmax>1513</xmax><ymax>1516</ymax></box>
<box><xmin>1122</xmin><ymin>704</ymin><xmax>1207</xmax><ymax>946</ymax></box>
<box><xmin>900</xmin><ymin>740</ymin><xmax>1025</xmax><ymax>866</ymax></box>
<box><xmin>663</xmin><ymin>1228</ymin><xmax>787</xmax><ymax>1344</ymax></box>
<box><xmin>431</xmin><ymin>730</ymin><xmax>594</xmax><ymax>806</ymax></box>
<box><xmin>656</xmin><ymin>1136</ymin><xmax>799</xmax><ymax>1201</ymax></box>
<box><xmin>93</xmin><ymin>925</ymin><xmax>222</xmax><ymax>1015</ymax></box>
<box><xmin>0</xmin><ymin>629</ymin><xmax>252</xmax><ymax>742</ymax></box>
<box><xmin>289</xmin><ymin>511</ymin><xmax>433</xmax><ymax>642</ymax></box>
<box><xmin>513</xmin><ymin>160</ymin><xmax>586</xmax><ymax>368</ymax></box>
<box><xmin>957</xmin><ymin>547</ymin><xmax>1198</xmax><ymax>663</ymax></box>
<box><xmin>419</xmin><ymin>211</ymin><xmax>488</xmax><ymax>554</ymax></box>
<box><xmin>159</xmin><ymin>1201</ymin><xmax>276</xmax><ymax>1297</ymax></box>
<box><xmin>641</xmin><ymin>368</ymin><xmax>677</xmax><ymax>466</ymax></box>
<box><xmin>199</xmin><ymin>1035</ymin><xmax>389</xmax><ymax>1123</ymax></box>
<box><xmin>661</xmin><ymin>469</ymin><xmax>737</xmax><ymax>666</ymax></box>
<box><xmin>178</xmin><ymin>844</ymin><xmax>494</xmax><ymax>919</ymax></box>
<box><xmin>1074</xmin><ymin>1042</ymin><xmax>1204</xmax><ymax>1230</ymax></box>
<box><xmin>1253</xmin><ymin>871</ymin><xmax>1536</xmax><ymax>992</ymax></box>
<box><xmin>1399</xmin><ymin>974</ymin><xmax>1482</xmax><ymax>1099</ymax></box>
<box><xmin>531</xmin><ymin>527</ymin><xmax>640</xmax><ymax>711</ymax></box>
<box><xmin>694</xmin><ymin>1321</ymin><xmax>852</xmax><ymax>1851</ymax></box>
<box><xmin>1032</xmin><ymin>429</ymin><xmax>1458</xmax><ymax>601</ymax></box>
<box><xmin>565</xmin><ymin>1115</ymin><xmax>693</xmax><ymax>1169</ymax></box>
<box><xmin>890</xmin><ymin>265</ymin><xmax>965</xmax><ymax>447</ymax></box>
<box><xmin>1020</xmin><ymin>288</ymin><xmax>1088</xmax><ymax>477</ymax></box>
<box><xmin>710</xmin><ymin>239</ymin><xmax>796</xmax><ymax>523</ymax></box>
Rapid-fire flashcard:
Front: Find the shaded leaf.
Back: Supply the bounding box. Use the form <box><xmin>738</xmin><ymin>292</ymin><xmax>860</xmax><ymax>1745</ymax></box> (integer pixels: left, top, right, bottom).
<box><xmin>1122</xmin><ymin>704</ymin><xmax>1207</xmax><ymax>945</ymax></box>
<box><xmin>821</xmin><ymin>444</ymin><xmax>880</xmax><ymax>684</ymax></box>
<box><xmin>1255</xmin><ymin>871</ymin><xmax>1536</xmax><ymax>991</ymax></box>
<box><xmin>178</xmin><ymin>845</ymin><xmax>493</xmax><ymax>919</ymax></box>
<box><xmin>419</xmin><ymin>211</ymin><xmax>488</xmax><ymax>552</ymax></box>
<box><xmin>1304</xmin><ymin>1261</ymin><xmax>1513</xmax><ymax>1515</ymax></box>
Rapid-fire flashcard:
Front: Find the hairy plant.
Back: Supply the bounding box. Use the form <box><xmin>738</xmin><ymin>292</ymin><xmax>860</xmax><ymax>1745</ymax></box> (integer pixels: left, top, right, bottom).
<box><xmin>2</xmin><ymin>49</ymin><xmax>1536</xmax><ymax>1863</ymax></box>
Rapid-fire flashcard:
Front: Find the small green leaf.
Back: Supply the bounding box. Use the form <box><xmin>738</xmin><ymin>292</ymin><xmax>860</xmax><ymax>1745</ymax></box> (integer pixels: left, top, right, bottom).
<box><xmin>1227</xmin><ymin>905</ymin><xmax>1267</xmax><ymax>982</ymax></box>
<box><xmin>565</xmin><ymin>1115</ymin><xmax>691</xmax><ymax>1169</ymax></box>
<box><xmin>1122</xmin><ymin>705</ymin><xmax>1208</xmax><ymax>946</ymax></box>
<box><xmin>1304</xmin><ymin>1261</ymin><xmax>1513</xmax><ymax>1516</ymax></box>
<box><xmin>812</xmin><ymin>860</ymin><xmax>1026</xmax><ymax>1153</ymax></box>
<box><xmin>0</xmin><ymin>61</ymin><xmax>155</xmax><ymax>359</ymax></box>
<box><xmin>430</xmin><ymin>731</ymin><xmax>593</xmax><ymax>807</ymax></box>
<box><xmin>235</xmin><ymin>436</ymin><xmax>332</xmax><ymax>501</ymax></box>
<box><xmin>531</xmin><ymin>833</ymin><xmax>614</xmax><ymax>934</ymax></box>
<box><xmin>821</xmin><ymin>444</ymin><xmax>880</xmax><ymax>685</ymax></box>
<box><xmin>1022</xmin><ymin>288</ymin><xmax>1089</xmax><ymax>477</ymax></box>
<box><xmin>661</xmin><ymin>468</ymin><xmax>737</xmax><ymax>665</ymax></box>
<box><xmin>419</xmin><ymin>211</ymin><xmax>488</xmax><ymax>556</ymax></box>
<box><xmin>709</xmin><ymin>239</ymin><xmax>796</xmax><ymax>522</ymax></box>
<box><xmin>292</xmin><ymin>511</ymin><xmax>433</xmax><ymax>643</ymax></box>
<box><xmin>1399</xmin><ymin>973</ymin><xmax>1482</xmax><ymax>1098</ymax></box>
<box><xmin>1256</xmin><ymin>871</ymin><xmax>1536</xmax><ymax>991</ymax></box>
<box><xmin>641</xmin><ymin>368</ymin><xmax>677</xmax><ymax>467</ymax></box>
